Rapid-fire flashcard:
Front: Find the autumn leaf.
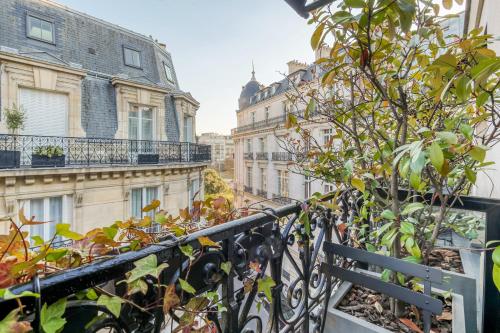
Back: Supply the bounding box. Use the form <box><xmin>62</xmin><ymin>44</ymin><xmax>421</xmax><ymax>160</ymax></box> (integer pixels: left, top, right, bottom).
<box><xmin>18</xmin><ymin>208</ymin><xmax>46</xmax><ymax>226</ymax></box>
<box><xmin>163</xmin><ymin>284</ymin><xmax>180</xmax><ymax>313</ymax></box>
<box><xmin>142</xmin><ymin>199</ymin><xmax>160</xmax><ymax>212</ymax></box>
<box><xmin>437</xmin><ymin>310</ymin><xmax>452</xmax><ymax>321</ymax></box>
<box><xmin>56</xmin><ymin>224</ymin><xmax>83</xmax><ymax>241</ymax></box>
<box><xmin>351</xmin><ymin>177</ymin><xmax>365</xmax><ymax>193</ymax></box>
<box><xmin>0</xmin><ymin>263</ymin><xmax>15</xmax><ymax>288</ymax></box>
<box><xmin>249</xmin><ymin>261</ymin><xmax>262</xmax><ymax>273</ymax></box>
<box><xmin>198</xmin><ymin>236</ymin><xmax>221</xmax><ymax>248</ymax></box>
<box><xmin>0</xmin><ymin>309</ymin><xmax>32</xmax><ymax>333</ymax></box>
<box><xmin>399</xmin><ymin>318</ymin><xmax>423</xmax><ymax>333</ymax></box>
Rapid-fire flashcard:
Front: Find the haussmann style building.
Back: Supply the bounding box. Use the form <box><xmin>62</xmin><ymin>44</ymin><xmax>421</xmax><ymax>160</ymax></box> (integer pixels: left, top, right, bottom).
<box><xmin>0</xmin><ymin>0</ymin><xmax>210</xmax><ymax>237</ymax></box>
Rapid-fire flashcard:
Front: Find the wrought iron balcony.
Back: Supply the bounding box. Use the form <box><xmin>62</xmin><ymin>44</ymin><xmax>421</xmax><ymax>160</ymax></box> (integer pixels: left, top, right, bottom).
<box><xmin>244</xmin><ymin>152</ymin><xmax>254</xmax><ymax>160</ymax></box>
<box><xmin>255</xmin><ymin>152</ymin><xmax>268</xmax><ymax>160</ymax></box>
<box><xmin>0</xmin><ymin>134</ymin><xmax>210</xmax><ymax>169</ymax></box>
<box><xmin>272</xmin><ymin>193</ymin><xmax>293</xmax><ymax>205</ymax></box>
<box><xmin>244</xmin><ymin>185</ymin><xmax>253</xmax><ymax>193</ymax></box>
<box><xmin>257</xmin><ymin>188</ymin><xmax>268</xmax><ymax>198</ymax></box>
<box><xmin>0</xmin><ymin>190</ymin><xmax>498</xmax><ymax>332</ymax></box>
<box><xmin>272</xmin><ymin>151</ymin><xmax>294</xmax><ymax>161</ymax></box>
<box><xmin>234</xmin><ymin>114</ymin><xmax>286</xmax><ymax>134</ymax></box>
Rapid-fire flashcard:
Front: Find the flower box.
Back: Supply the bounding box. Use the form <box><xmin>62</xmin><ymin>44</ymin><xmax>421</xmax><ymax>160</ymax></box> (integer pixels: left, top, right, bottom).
<box><xmin>0</xmin><ymin>150</ymin><xmax>20</xmax><ymax>169</ymax></box>
<box><xmin>31</xmin><ymin>154</ymin><xmax>65</xmax><ymax>168</ymax></box>
<box><xmin>138</xmin><ymin>153</ymin><xmax>159</xmax><ymax>164</ymax></box>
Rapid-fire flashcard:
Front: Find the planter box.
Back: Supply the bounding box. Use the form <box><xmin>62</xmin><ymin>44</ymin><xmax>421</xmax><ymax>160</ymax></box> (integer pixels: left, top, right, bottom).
<box><xmin>0</xmin><ymin>150</ymin><xmax>20</xmax><ymax>169</ymax></box>
<box><xmin>138</xmin><ymin>154</ymin><xmax>159</xmax><ymax>164</ymax></box>
<box><xmin>31</xmin><ymin>154</ymin><xmax>65</xmax><ymax>168</ymax></box>
<box><xmin>324</xmin><ymin>269</ymin><xmax>469</xmax><ymax>333</ymax></box>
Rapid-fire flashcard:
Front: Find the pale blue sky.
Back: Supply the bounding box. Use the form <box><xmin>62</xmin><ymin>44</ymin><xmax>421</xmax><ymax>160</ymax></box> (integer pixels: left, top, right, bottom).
<box><xmin>54</xmin><ymin>0</ymin><xmax>316</xmax><ymax>135</ymax></box>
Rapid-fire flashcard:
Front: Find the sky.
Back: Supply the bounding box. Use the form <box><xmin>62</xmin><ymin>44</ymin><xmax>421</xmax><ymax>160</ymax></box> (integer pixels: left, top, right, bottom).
<box><xmin>54</xmin><ymin>0</ymin><xmax>316</xmax><ymax>136</ymax></box>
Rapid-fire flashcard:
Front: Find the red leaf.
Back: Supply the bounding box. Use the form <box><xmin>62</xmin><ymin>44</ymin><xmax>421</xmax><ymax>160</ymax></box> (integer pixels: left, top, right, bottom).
<box><xmin>399</xmin><ymin>318</ymin><xmax>423</xmax><ymax>333</ymax></box>
<box><xmin>338</xmin><ymin>223</ymin><xmax>347</xmax><ymax>238</ymax></box>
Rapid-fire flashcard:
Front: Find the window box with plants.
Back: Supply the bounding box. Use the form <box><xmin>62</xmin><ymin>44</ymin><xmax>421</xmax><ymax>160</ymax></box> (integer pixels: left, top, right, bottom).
<box><xmin>32</xmin><ymin>145</ymin><xmax>65</xmax><ymax>168</ymax></box>
<box><xmin>0</xmin><ymin>104</ymin><xmax>25</xmax><ymax>169</ymax></box>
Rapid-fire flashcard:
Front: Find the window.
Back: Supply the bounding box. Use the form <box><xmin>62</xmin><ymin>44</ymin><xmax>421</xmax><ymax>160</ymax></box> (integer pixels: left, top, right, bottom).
<box><xmin>131</xmin><ymin>187</ymin><xmax>158</xmax><ymax>219</ymax></box>
<box><xmin>246</xmin><ymin>167</ymin><xmax>253</xmax><ymax>186</ymax></box>
<box><xmin>189</xmin><ymin>179</ymin><xmax>200</xmax><ymax>210</ymax></box>
<box><xmin>260</xmin><ymin>168</ymin><xmax>267</xmax><ymax>191</ymax></box>
<box><xmin>246</xmin><ymin>139</ymin><xmax>252</xmax><ymax>153</ymax></box>
<box><xmin>277</xmin><ymin>170</ymin><xmax>289</xmax><ymax>197</ymax></box>
<box><xmin>322</xmin><ymin>128</ymin><xmax>334</xmax><ymax>146</ymax></box>
<box><xmin>27</xmin><ymin>15</ymin><xmax>54</xmax><ymax>43</ymax></box>
<box><xmin>251</xmin><ymin>112</ymin><xmax>256</xmax><ymax>124</ymax></box>
<box><xmin>323</xmin><ymin>183</ymin><xmax>335</xmax><ymax>194</ymax></box>
<box><xmin>259</xmin><ymin>138</ymin><xmax>266</xmax><ymax>152</ymax></box>
<box><xmin>23</xmin><ymin>196</ymin><xmax>71</xmax><ymax>242</ymax></box>
<box><xmin>184</xmin><ymin>116</ymin><xmax>194</xmax><ymax>142</ymax></box>
<box><xmin>265</xmin><ymin>107</ymin><xmax>270</xmax><ymax>122</ymax></box>
<box><xmin>123</xmin><ymin>47</ymin><xmax>141</xmax><ymax>68</ymax></box>
<box><xmin>164</xmin><ymin>62</ymin><xmax>174</xmax><ymax>83</ymax></box>
<box><xmin>305</xmin><ymin>175</ymin><xmax>312</xmax><ymax>199</ymax></box>
<box><xmin>129</xmin><ymin>106</ymin><xmax>154</xmax><ymax>141</ymax></box>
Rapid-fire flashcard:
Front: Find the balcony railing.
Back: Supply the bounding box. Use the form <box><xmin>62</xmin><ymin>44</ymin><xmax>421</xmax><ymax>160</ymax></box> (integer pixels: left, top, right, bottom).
<box><xmin>0</xmin><ymin>134</ymin><xmax>210</xmax><ymax>169</ymax></box>
<box><xmin>272</xmin><ymin>193</ymin><xmax>293</xmax><ymax>205</ymax></box>
<box><xmin>244</xmin><ymin>152</ymin><xmax>254</xmax><ymax>160</ymax></box>
<box><xmin>272</xmin><ymin>151</ymin><xmax>294</xmax><ymax>161</ymax></box>
<box><xmin>0</xmin><ymin>190</ymin><xmax>499</xmax><ymax>332</ymax></box>
<box><xmin>244</xmin><ymin>185</ymin><xmax>253</xmax><ymax>193</ymax></box>
<box><xmin>257</xmin><ymin>188</ymin><xmax>268</xmax><ymax>198</ymax></box>
<box><xmin>234</xmin><ymin>114</ymin><xmax>286</xmax><ymax>133</ymax></box>
<box><xmin>255</xmin><ymin>152</ymin><xmax>268</xmax><ymax>160</ymax></box>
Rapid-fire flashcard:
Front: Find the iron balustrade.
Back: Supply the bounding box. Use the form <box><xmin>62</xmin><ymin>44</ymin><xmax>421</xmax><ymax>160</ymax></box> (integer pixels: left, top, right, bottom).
<box><xmin>1</xmin><ymin>191</ymin><xmax>499</xmax><ymax>332</ymax></box>
<box><xmin>257</xmin><ymin>189</ymin><xmax>268</xmax><ymax>198</ymax></box>
<box><xmin>234</xmin><ymin>114</ymin><xmax>286</xmax><ymax>134</ymax></box>
<box><xmin>255</xmin><ymin>152</ymin><xmax>268</xmax><ymax>160</ymax></box>
<box><xmin>272</xmin><ymin>193</ymin><xmax>293</xmax><ymax>205</ymax></box>
<box><xmin>272</xmin><ymin>152</ymin><xmax>294</xmax><ymax>161</ymax></box>
<box><xmin>244</xmin><ymin>152</ymin><xmax>254</xmax><ymax>160</ymax></box>
<box><xmin>244</xmin><ymin>185</ymin><xmax>253</xmax><ymax>194</ymax></box>
<box><xmin>0</xmin><ymin>134</ymin><xmax>211</xmax><ymax>169</ymax></box>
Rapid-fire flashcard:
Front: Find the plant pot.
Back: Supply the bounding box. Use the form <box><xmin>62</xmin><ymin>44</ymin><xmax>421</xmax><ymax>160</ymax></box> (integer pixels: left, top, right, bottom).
<box><xmin>0</xmin><ymin>150</ymin><xmax>20</xmax><ymax>169</ymax></box>
<box><xmin>31</xmin><ymin>154</ymin><xmax>65</xmax><ymax>168</ymax></box>
<box><xmin>138</xmin><ymin>154</ymin><xmax>159</xmax><ymax>164</ymax></box>
<box><xmin>324</xmin><ymin>269</ymin><xmax>469</xmax><ymax>333</ymax></box>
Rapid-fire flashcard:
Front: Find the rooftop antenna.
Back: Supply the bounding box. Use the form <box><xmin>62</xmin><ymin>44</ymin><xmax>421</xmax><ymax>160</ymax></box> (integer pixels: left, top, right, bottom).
<box><xmin>251</xmin><ymin>60</ymin><xmax>256</xmax><ymax>80</ymax></box>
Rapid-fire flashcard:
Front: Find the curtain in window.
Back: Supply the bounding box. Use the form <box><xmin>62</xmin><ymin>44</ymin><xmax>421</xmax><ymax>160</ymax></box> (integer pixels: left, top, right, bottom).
<box><xmin>145</xmin><ymin>187</ymin><xmax>158</xmax><ymax>218</ymax></box>
<box><xmin>49</xmin><ymin>197</ymin><xmax>62</xmax><ymax>241</ymax></box>
<box><xmin>131</xmin><ymin>188</ymin><xmax>142</xmax><ymax>218</ymax></box>
<box><xmin>30</xmin><ymin>199</ymin><xmax>44</xmax><ymax>240</ymax></box>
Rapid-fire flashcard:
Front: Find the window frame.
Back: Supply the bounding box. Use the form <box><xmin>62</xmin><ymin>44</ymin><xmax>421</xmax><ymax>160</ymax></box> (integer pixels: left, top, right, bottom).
<box><xmin>123</xmin><ymin>46</ymin><xmax>142</xmax><ymax>69</ymax></box>
<box><xmin>131</xmin><ymin>186</ymin><xmax>159</xmax><ymax>219</ymax></box>
<box><xmin>163</xmin><ymin>61</ymin><xmax>175</xmax><ymax>83</ymax></box>
<box><xmin>26</xmin><ymin>13</ymin><xmax>55</xmax><ymax>44</ymax></box>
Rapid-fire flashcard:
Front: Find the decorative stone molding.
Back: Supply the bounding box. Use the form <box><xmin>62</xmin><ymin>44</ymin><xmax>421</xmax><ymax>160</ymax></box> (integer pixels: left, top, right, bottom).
<box><xmin>25</xmin><ymin>176</ymin><xmax>35</xmax><ymax>185</ymax></box>
<box><xmin>43</xmin><ymin>176</ymin><xmax>53</xmax><ymax>184</ymax></box>
<box><xmin>60</xmin><ymin>175</ymin><xmax>70</xmax><ymax>183</ymax></box>
<box><xmin>5</xmin><ymin>199</ymin><xmax>15</xmax><ymax>215</ymax></box>
<box><xmin>89</xmin><ymin>174</ymin><xmax>98</xmax><ymax>180</ymax></box>
<box><xmin>5</xmin><ymin>177</ymin><xmax>16</xmax><ymax>187</ymax></box>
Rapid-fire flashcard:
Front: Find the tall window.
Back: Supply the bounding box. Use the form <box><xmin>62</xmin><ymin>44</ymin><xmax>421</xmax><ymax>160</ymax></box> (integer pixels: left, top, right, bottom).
<box><xmin>189</xmin><ymin>179</ymin><xmax>200</xmax><ymax>210</ymax></box>
<box><xmin>323</xmin><ymin>183</ymin><xmax>335</xmax><ymax>194</ymax></box>
<box><xmin>322</xmin><ymin>128</ymin><xmax>334</xmax><ymax>146</ymax></box>
<box><xmin>246</xmin><ymin>167</ymin><xmax>253</xmax><ymax>186</ymax></box>
<box><xmin>184</xmin><ymin>116</ymin><xmax>194</xmax><ymax>142</ymax></box>
<box><xmin>164</xmin><ymin>62</ymin><xmax>174</xmax><ymax>83</ymax></box>
<box><xmin>265</xmin><ymin>107</ymin><xmax>270</xmax><ymax>122</ymax></box>
<box><xmin>304</xmin><ymin>175</ymin><xmax>312</xmax><ymax>199</ymax></box>
<box><xmin>123</xmin><ymin>47</ymin><xmax>141</xmax><ymax>68</ymax></box>
<box><xmin>27</xmin><ymin>15</ymin><xmax>54</xmax><ymax>43</ymax></box>
<box><xmin>129</xmin><ymin>106</ymin><xmax>154</xmax><ymax>140</ymax></box>
<box><xmin>260</xmin><ymin>168</ymin><xmax>267</xmax><ymax>191</ymax></box>
<box><xmin>24</xmin><ymin>196</ymin><xmax>70</xmax><ymax>242</ymax></box>
<box><xmin>131</xmin><ymin>187</ymin><xmax>158</xmax><ymax>219</ymax></box>
<box><xmin>277</xmin><ymin>170</ymin><xmax>289</xmax><ymax>197</ymax></box>
<box><xmin>246</xmin><ymin>139</ymin><xmax>252</xmax><ymax>153</ymax></box>
<box><xmin>259</xmin><ymin>138</ymin><xmax>266</xmax><ymax>152</ymax></box>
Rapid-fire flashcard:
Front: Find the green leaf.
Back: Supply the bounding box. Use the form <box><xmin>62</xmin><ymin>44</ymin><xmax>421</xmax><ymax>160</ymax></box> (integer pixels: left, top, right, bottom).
<box><xmin>397</xmin><ymin>272</ymin><xmax>406</xmax><ymax>285</ymax></box>
<box><xmin>377</xmin><ymin>222</ymin><xmax>394</xmax><ymax>236</ymax></box>
<box><xmin>381</xmin><ymin>269</ymin><xmax>391</xmax><ymax>282</ymax></box>
<box><xmin>410</xmin><ymin>150</ymin><xmax>426</xmax><ymax>174</ymax></box>
<box><xmin>465</xmin><ymin>167</ymin><xmax>477</xmax><ymax>183</ymax></box>
<box><xmin>305</xmin><ymin>99</ymin><xmax>316</xmax><ymax>119</ymax></box>
<box><xmin>331</xmin><ymin>11</ymin><xmax>355</xmax><ymax>24</ymax></box>
<box><xmin>127</xmin><ymin>254</ymin><xmax>168</xmax><ymax>283</ymax></box>
<box><xmin>476</xmin><ymin>92</ymin><xmax>490</xmax><ymax>107</ymax></box>
<box><xmin>381</xmin><ymin>210</ymin><xmax>396</xmax><ymax>220</ymax></box>
<box><xmin>221</xmin><ymin>261</ymin><xmax>232</xmax><ymax>275</ymax></box>
<box><xmin>86</xmin><ymin>289</ymin><xmax>98</xmax><ymax>300</ymax></box>
<box><xmin>493</xmin><ymin>246</ymin><xmax>500</xmax><ymax>266</ymax></box>
<box><xmin>400</xmin><ymin>221</ymin><xmax>415</xmax><ymax>235</ymax></box>
<box><xmin>257</xmin><ymin>276</ymin><xmax>276</xmax><ymax>302</ymax></box>
<box><xmin>366</xmin><ymin>243</ymin><xmax>376</xmax><ymax>252</ymax></box>
<box><xmin>41</xmin><ymin>298</ymin><xmax>67</xmax><ymax>333</ymax></box>
<box><xmin>460</xmin><ymin>124</ymin><xmax>474</xmax><ymax>141</ymax></box>
<box><xmin>103</xmin><ymin>226</ymin><xmax>118</xmax><ymax>240</ymax></box>
<box><xmin>402</xmin><ymin>202</ymin><xmax>425</xmax><ymax>215</ymax></box>
<box><xmin>45</xmin><ymin>249</ymin><xmax>68</xmax><ymax>262</ymax></box>
<box><xmin>469</xmin><ymin>146</ymin><xmax>486</xmax><ymax>162</ymax></box>
<box><xmin>434</xmin><ymin>54</ymin><xmax>457</xmax><ymax>69</ymax></box>
<box><xmin>493</xmin><ymin>264</ymin><xmax>500</xmax><ymax>293</ymax></box>
<box><xmin>179</xmin><ymin>278</ymin><xmax>196</xmax><ymax>294</ymax></box>
<box><xmin>31</xmin><ymin>235</ymin><xmax>45</xmax><ymax>246</ymax></box>
<box><xmin>345</xmin><ymin>0</ymin><xmax>365</xmax><ymax>7</ymax></box>
<box><xmin>409</xmin><ymin>172</ymin><xmax>421</xmax><ymax>190</ymax></box>
<box><xmin>0</xmin><ymin>309</ymin><xmax>21</xmax><ymax>333</ymax></box>
<box><xmin>351</xmin><ymin>178</ymin><xmax>365</xmax><ymax>193</ymax></box>
<box><xmin>311</xmin><ymin>22</ymin><xmax>325</xmax><ymax>50</ymax></box>
<box><xmin>428</xmin><ymin>142</ymin><xmax>444</xmax><ymax>172</ymax></box>
<box><xmin>55</xmin><ymin>224</ymin><xmax>83</xmax><ymax>241</ymax></box>
<box><xmin>97</xmin><ymin>295</ymin><xmax>123</xmax><ymax>318</ymax></box>
<box><xmin>455</xmin><ymin>75</ymin><xmax>470</xmax><ymax>102</ymax></box>
<box><xmin>0</xmin><ymin>288</ymin><xmax>40</xmax><ymax>300</ymax></box>
<box><xmin>436</xmin><ymin>131</ymin><xmax>458</xmax><ymax>145</ymax></box>
<box><xmin>179</xmin><ymin>244</ymin><xmax>195</xmax><ymax>261</ymax></box>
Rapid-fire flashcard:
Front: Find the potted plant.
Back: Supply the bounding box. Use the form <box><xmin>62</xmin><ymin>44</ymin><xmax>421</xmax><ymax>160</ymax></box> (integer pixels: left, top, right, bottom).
<box><xmin>282</xmin><ymin>0</ymin><xmax>500</xmax><ymax>330</ymax></box>
<box><xmin>0</xmin><ymin>104</ymin><xmax>25</xmax><ymax>168</ymax></box>
<box><xmin>32</xmin><ymin>145</ymin><xmax>65</xmax><ymax>168</ymax></box>
<box><xmin>138</xmin><ymin>153</ymin><xmax>159</xmax><ymax>164</ymax></box>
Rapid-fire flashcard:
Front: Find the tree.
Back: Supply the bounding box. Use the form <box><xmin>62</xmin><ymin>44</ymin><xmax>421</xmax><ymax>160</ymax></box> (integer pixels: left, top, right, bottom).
<box><xmin>203</xmin><ymin>169</ymin><xmax>234</xmax><ymax>202</ymax></box>
<box><xmin>282</xmin><ymin>0</ymin><xmax>500</xmax><ymax>309</ymax></box>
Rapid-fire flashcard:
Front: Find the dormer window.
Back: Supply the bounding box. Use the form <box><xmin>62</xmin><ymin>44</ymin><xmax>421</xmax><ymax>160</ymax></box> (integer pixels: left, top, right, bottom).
<box><xmin>27</xmin><ymin>14</ymin><xmax>54</xmax><ymax>44</ymax></box>
<box><xmin>123</xmin><ymin>47</ymin><xmax>142</xmax><ymax>68</ymax></box>
<box><xmin>163</xmin><ymin>62</ymin><xmax>174</xmax><ymax>83</ymax></box>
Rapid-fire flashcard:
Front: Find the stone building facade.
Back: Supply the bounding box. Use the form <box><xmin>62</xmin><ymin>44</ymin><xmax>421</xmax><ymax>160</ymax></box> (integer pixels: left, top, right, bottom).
<box><xmin>197</xmin><ymin>132</ymin><xmax>234</xmax><ymax>170</ymax></box>
<box><xmin>0</xmin><ymin>0</ymin><xmax>208</xmax><ymax>235</ymax></box>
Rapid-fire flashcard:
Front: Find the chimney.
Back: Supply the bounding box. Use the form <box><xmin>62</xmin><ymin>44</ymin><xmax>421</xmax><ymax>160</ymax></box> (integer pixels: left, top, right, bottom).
<box><xmin>315</xmin><ymin>45</ymin><xmax>331</xmax><ymax>61</ymax></box>
<box><xmin>287</xmin><ymin>60</ymin><xmax>307</xmax><ymax>75</ymax></box>
<box><xmin>158</xmin><ymin>42</ymin><xmax>167</xmax><ymax>50</ymax></box>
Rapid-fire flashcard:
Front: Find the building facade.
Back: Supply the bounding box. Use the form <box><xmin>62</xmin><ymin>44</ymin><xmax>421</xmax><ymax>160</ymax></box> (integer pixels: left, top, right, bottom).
<box><xmin>0</xmin><ymin>0</ymin><xmax>209</xmax><ymax>235</ymax></box>
<box><xmin>197</xmin><ymin>132</ymin><xmax>234</xmax><ymax>170</ymax></box>
<box><xmin>232</xmin><ymin>55</ymin><xmax>333</xmax><ymax>208</ymax></box>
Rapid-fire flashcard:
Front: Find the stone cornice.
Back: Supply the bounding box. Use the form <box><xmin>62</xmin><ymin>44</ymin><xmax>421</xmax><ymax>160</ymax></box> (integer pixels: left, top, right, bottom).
<box><xmin>0</xmin><ymin>51</ymin><xmax>87</xmax><ymax>77</ymax></box>
<box><xmin>111</xmin><ymin>77</ymin><xmax>170</xmax><ymax>94</ymax></box>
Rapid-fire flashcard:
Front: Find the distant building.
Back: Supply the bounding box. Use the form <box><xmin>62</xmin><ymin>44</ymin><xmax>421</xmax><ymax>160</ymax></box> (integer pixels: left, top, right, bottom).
<box><xmin>198</xmin><ymin>132</ymin><xmax>234</xmax><ymax>171</ymax></box>
<box><xmin>0</xmin><ymin>0</ymin><xmax>209</xmax><ymax>236</ymax></box>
